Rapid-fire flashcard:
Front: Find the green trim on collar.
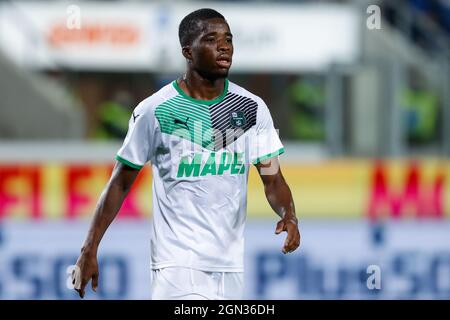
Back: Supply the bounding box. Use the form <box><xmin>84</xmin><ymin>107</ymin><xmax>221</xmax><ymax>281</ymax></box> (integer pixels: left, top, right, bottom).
<box><xmin>172</xmin><ymin>79</ymin><xmax>229</xmax><ymax>105</ymax></box>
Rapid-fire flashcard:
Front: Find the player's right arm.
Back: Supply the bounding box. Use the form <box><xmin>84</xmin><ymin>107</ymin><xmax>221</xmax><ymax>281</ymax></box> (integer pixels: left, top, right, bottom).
<box><xmin>73</xmin><ymin>161</ymin><xmax>140</xmax><ymax>298</ymax></box>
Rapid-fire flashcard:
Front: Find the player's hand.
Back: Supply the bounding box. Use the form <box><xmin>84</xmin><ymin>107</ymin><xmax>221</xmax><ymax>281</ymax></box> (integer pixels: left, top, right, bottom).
<box><xmin>275</xmin><ymin>216</ymin><xmax>300</xmax><ymax>254</ymax></box>
<box><xmin>72</xmin><ymin>249</ymin><xmax>99</xmax><ymax>298</ymax></box>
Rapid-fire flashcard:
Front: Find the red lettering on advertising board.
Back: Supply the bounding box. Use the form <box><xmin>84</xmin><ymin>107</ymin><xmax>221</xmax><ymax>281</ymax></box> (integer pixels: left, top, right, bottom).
<box><xmin>368</xmin><ymin>162</ymin><xmax>444</xmax><ymax>220</ymax></box>
<box><xmin>67</xmin><ymin>166</ymin><xmax>93</xmax><ymax>219</ymax></box>
<box><xmin>0</xmin><ymin>166</ymin><xmax>41</xmax><ymax>219</ymax></box>
<box><xmin>48</xmin><ymin>23</ymin><xmax>139</xmax><ymax>47</ymax></box>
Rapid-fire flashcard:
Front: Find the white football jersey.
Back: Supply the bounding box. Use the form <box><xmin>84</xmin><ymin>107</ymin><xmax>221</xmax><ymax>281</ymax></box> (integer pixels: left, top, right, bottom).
<box><xmin>116</xmin><ymin>79</ymin><xmax>284</xmax><ymax>272</ymax></box>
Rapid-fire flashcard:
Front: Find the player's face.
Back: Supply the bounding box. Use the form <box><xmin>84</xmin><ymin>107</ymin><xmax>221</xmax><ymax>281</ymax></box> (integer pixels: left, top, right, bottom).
<box><xmin>189</xmin><ymin>18</ymin><xmax>233</xmax><ymax>79</ymax></box>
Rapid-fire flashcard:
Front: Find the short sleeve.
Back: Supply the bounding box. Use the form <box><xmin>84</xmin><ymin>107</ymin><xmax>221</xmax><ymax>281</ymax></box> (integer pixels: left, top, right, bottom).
<box><xmin>250</xmin><ymin>98</ymin><xmax>285</xmax><ymax>164</ymax></box>
<box><xmin>115</xmin><ymin>102</ymin><xmax>156</xmax><ymax>169</ymax></box>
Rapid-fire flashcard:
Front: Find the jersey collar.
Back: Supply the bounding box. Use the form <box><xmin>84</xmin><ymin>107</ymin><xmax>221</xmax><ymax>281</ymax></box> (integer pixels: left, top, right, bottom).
<box><xmin>172</xmin><ymin>79</ymin><xmax>229</xmax><ymax>105</ymax></box>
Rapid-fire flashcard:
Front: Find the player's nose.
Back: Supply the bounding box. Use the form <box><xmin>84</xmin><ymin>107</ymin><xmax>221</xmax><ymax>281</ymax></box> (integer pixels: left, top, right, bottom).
<box><xmin>217</xmin><ymin>39</ymin><xmax>231</xmax><ymax>52</ymax></box>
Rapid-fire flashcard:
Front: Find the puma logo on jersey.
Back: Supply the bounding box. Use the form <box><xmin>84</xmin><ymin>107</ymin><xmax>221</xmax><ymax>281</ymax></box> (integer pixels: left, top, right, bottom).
<box><xmin>132</xmin><ymin>112</ymin><xmax>140</xmax><ymax>123</ymax></box>
<box><xmin>177</xmin><ymin>152</ymin><xmax>246</xmax><ymax>177</ymax></box>
<box><xmin>173</xmin><ymin>116</ymin><xmax>190</xmax><ymax>130</ymax></box>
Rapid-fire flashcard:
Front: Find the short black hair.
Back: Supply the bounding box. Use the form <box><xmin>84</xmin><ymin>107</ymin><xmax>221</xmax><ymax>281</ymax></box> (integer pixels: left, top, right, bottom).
<box><xmin>178</xmin><ymin>8</ymin><xmax>225</xmax><ymax>47</ymax></box>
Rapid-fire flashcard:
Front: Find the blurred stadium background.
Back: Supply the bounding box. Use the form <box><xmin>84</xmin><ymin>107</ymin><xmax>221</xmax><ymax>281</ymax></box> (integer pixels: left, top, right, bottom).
<box><xmin>0</xmin><ymin>0</ymin><xmax>449</xmax><ymax>299</ymax></box>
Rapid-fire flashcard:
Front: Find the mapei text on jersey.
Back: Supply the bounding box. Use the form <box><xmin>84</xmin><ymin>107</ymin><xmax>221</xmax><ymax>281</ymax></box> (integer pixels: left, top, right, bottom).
<box><xmin>177</xmin><ymin>152</ymin><xmax>246</xmax><ymax>177</ymax></box>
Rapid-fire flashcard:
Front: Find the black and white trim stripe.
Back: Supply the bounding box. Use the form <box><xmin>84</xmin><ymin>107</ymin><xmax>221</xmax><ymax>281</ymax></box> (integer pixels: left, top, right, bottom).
<box><xmin>209</xmin><ymin>92</ymin><xmax>258</xmax><ymax>151</ymax></box>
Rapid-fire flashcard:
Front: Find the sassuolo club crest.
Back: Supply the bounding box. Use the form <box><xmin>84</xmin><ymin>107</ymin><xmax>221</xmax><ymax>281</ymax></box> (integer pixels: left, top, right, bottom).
<box><xmin>229</xmin><ymin>111</ymin><xmax>246</xmax><ymax>128</ymax></box>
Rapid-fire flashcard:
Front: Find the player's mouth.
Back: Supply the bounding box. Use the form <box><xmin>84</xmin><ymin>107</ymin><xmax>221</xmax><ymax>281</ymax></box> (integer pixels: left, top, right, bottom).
<box><xmin>216</xmin><ymin>55</ymin><xmax>231</xmax><ymax>69</ymax></box>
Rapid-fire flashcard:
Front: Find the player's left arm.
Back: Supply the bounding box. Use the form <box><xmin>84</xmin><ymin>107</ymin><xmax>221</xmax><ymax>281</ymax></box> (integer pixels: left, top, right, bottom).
<box><xmin>255</xmin><ymin>157</ymin><xmax>300</xmax><ymax>254</ymax></box>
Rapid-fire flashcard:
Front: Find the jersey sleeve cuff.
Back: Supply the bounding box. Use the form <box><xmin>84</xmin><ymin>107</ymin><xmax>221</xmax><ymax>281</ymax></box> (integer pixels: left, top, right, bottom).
<box><xmin>252</xmin><ymin>147</ymin><xmax>285</xmax><ymax>165</ymax></box>
<box><xmin>115</xmin><ymin>155</ymin><xmax>144</xmax><ymax>170</ymax></box>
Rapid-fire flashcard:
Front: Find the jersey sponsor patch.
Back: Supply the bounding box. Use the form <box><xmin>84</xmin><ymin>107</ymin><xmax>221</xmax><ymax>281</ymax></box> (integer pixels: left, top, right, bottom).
<box><xmin>176</xmin><ymin>152</ymin><xmax>246</xmax><ymax>178</ymax></box>
<box><xmin>230</xmin><ymin>111</ymin><xmax>247</xmax><ymax>128</ymax></box>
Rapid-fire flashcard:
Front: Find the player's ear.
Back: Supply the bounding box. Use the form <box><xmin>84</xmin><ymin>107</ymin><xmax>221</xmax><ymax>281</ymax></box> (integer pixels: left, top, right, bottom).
<box><xmin>182</xmin><ymin>46</ymin><xmax>193</xmax><ymax>62</ymax></box>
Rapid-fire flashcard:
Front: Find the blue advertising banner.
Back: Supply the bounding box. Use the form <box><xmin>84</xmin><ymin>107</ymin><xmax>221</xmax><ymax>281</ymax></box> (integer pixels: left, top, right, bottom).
<box><xmin>0</xmin><ymin>221</ymin><xmax>449</xmax><ymax>299</ymax></box>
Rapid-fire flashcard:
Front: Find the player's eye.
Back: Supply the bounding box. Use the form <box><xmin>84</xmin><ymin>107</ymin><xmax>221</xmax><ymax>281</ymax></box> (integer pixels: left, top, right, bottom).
<box><xmin>226</xmin><ymin>38</ymin><xmax>233</xmax><ymax>43</ymax></box>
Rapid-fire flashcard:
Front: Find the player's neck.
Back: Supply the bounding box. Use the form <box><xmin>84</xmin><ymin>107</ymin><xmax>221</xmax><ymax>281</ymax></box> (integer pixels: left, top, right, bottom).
<box><xmin>178</xmin><ymin>71</ymin><xmax>226</xmax><ymax>101</ymax></box>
